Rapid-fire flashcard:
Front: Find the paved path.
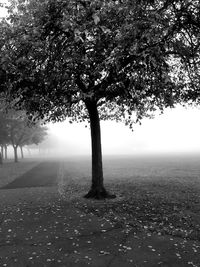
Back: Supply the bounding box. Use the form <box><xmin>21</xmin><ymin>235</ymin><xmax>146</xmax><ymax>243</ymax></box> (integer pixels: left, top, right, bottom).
<box><xmin>0</xmin><ymin>162</ymin><xmax>200</xmax><ymax>267</ymax></box>
<box><xmin>2</xmin><ymin>162</ymin><xmax>59</xmax><ymax>189</ymax></box>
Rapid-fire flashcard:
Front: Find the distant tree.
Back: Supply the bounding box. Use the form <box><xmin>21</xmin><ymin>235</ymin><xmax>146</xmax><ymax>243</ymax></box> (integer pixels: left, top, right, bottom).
<box><xmin>0</xmin><ymin>107</ymin><xmax>9</xmax><ymax>162</ymax></box>
<box><xmin>17</xmin><ymin>124</ymin><xmax>47</xmax><ymax>158</ymax></box>
<box><xmin>0</xmin><ymin>134</ymin><xmax>8</xmax><ymax>160</ymax></box>
<box><xmin>30</xmin><ymin>125</ymin><xmax>48</xmax><ymax>146</ymax></box>
<box><xmin>37</xmin><ymin>133</ymin><xmax>60</xmax><ymax>155</ymax></box>
<box><xmin>9</xmin><ymin>119</ymin><xmax>48</xmax><ymax>162</ymax></box>
<box><xmin>0</xmin><ymin>0</ymin><xmax>200</xmax><ymax>198</ymax></box>
<box><xmin>6</xmin><ymin>112</ymin><xmax>30</xmax><ymax>162</ymax></box>
<box><xmin>0</xmin><ymin>123</ymin><xmax>7</xmax><ymax>159</ymax></box>
<box><xmin>19</xmin><ymin>124</ymin><xmax>48</xmax><ymax>158</ymax></box>
<box><xmin>0</xmin><ymin>107</ymin><xmax>48</xmax><ymax>162</ymax></box>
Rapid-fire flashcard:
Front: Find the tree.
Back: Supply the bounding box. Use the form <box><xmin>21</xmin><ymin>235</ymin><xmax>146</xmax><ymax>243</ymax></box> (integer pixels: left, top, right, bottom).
<box><xmin>36</xmin><ymin>133</ymin><xmax>61</xmax><ymax>155</ymax></box>
<box><xmin>9</xmin><ymin>118</ymin><xmax>48</xmax><ymax>162</ymax></box>
<box><xmin>0</xmin><ymin>107</ymin><xmax>48</xmax><ymax>162</ymax></box>
<box><xmin>0</xmin><ymin>127</ymin><xmax>8</xmax><ymax>161</ymax></box>
<box><xmin>0</xmin><ymin>106</ymin><xmax>9</xmax><ymax>162</ymax></box>
<box><xmin>0</xmin><ymin>0</ymin><xmax>200</xmax><ymax>198</ymax></box>
<box><xmin>19</xmin><ymin>123</ymin><xmax>48</xmax><ymax>158</ymax></box>
<box><xmin>17</xmin><ymin>124</ymin><xmax>47</xmax><ymax>158</ymax></box>
<box><xmin>30</xmin><ymin>125</ymin><xmax>48</xmax><ymax>146</ymax></box>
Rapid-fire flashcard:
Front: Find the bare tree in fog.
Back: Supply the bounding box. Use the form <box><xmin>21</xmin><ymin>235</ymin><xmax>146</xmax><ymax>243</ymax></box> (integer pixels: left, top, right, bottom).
<box><xmin>0</xmin><ymin>0</ymin><xmax>200</xmax><ymax>198</ymax></box>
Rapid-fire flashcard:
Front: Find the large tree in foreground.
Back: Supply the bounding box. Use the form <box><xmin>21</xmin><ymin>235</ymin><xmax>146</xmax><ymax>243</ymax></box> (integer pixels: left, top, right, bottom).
<box><xmin>1</xmin><ymin>0</ymin><xmax>200</xmax><ymax>198</ymax></box>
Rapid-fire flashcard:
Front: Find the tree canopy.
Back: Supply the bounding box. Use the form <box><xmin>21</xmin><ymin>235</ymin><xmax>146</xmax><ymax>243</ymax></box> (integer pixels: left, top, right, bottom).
<box><xmin>0</xmin><ymin>0</ymin><xmax>200</xmax><ymax>197</ymax></box>
<box><xmin>1</xmin><ymin>0</ymin><xmax>199</xmax><ymax>122</ymax></box>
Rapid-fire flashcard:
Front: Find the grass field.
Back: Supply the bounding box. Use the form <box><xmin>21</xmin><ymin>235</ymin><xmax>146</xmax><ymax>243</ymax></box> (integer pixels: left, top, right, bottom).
<box><xmin>60</xmin><ymin>154</ymin><xmax>200</xmax><ymax>243</ymax></box>
<box><xmin>1</xmin><ymin>155</ymin><xmax>200</xmax><ymax>243</ymax></box>
<box><xmin>1</xmin><ymin>154</ymin><xmax>200</xmax><ymax>266</ymax></box>
<box><xmin>0</xmin><ymin>159</ymin><xmax>40</xmax><ymax>188</ymax></box>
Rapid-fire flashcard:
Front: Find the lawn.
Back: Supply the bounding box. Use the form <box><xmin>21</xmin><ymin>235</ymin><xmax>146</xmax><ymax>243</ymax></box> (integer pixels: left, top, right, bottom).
<box><xmin>0</xmin><ymin>159</ymin><xmax>41</xmax><ymax>188</ymax></box>
<box><xmin>58</xmin><ymin>154</ymin><xmax>200</xmax><ymax>264</ymax></box>
<box><xmin>1</xmin><ymin>154</ymin><xmax>200</xmax><ymax>266</ymax></box>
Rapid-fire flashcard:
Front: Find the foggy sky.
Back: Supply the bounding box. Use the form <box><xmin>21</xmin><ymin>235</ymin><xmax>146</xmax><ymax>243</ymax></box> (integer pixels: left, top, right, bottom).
<box><xmin>47</xmin><ymin>106</ymin><xmax>200</xmax><ymax>156</ymax></box>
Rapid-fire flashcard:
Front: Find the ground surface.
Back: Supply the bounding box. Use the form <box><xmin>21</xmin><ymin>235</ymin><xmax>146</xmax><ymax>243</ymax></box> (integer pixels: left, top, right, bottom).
<box><xmin>0</xmin><ymin>156</ymin><xmax>200</xmax><ymax>266</ymax></box>
<box><xmin>0</xmin><ymin>159</ymin><xmax>40</xmax><ymax>188</ymax></box>
<box><xmin>2</xmin><ymin>161</ymin><xmax>59</xmax><ymax>189</ymax></box>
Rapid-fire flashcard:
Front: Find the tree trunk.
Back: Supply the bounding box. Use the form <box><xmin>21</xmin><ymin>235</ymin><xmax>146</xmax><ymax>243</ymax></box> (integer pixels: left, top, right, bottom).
<box><xmin>4</xmin><ymin>145</ymin><xmax>7</xmax><ymax>160</ymax></box>
<box><xmin>84</xmin><ymin>100</ymin><xmax>116</xmax><ymax>199</ymax></box>
<box><xmin>0</xmin><ymin>152</ymin><xmax>2</xmax><ymax>165</ymax></box>
<box><xmin>20</xmin><ymin>146</ymin><xmax>24</xmax><ymax>159</ymax></box>
<box><xmin>1</xmin><ymin>145</ymin><xmax>4</xmax><ymax>159</ymax></box>
<box><xmin>13</xmin><ymin>146</ymin><xmax>18</xmax><ymax>163</ymax></box>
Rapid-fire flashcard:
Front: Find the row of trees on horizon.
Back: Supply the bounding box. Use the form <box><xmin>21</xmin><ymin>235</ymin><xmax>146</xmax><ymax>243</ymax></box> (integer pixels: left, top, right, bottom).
<box><xmin>0</xmin><ymin>105</ymin><xmax>48</xmax><ymax>163</ymax></box>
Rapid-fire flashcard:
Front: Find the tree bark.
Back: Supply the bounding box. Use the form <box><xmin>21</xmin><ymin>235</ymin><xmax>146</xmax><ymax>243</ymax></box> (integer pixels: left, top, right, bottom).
<box><xmin>1</xmin><ymin>145</ymin><xmax>4</xmax><ymax>159</ymax></box>
<box><xmin>84</xmin><ymin>100</ymin><xmax>116</xmax><ymax>199</ymax></box>
<box><xmin>0</xmin><ymin>152</ymin><xmax>2</xmax><ymax>165</ymax></box>
<box><xmin>4</xmin><ymin>145</ymin><xmax>7</xmax><ymax>160</ymax></box>
<box><xmin>13</xmin><ymin>146</ymin><xmax>18</xmax><ymax>163</ymax></box>
<box><xmin>20</xmin><ymin>146</ymin><xmax>24</xmax><ymax>159</ymax></box>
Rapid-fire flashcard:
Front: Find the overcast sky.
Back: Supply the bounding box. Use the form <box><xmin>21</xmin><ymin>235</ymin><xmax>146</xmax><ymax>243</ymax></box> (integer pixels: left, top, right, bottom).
<box><xmin>48</xmin><ymin>106</ymin><xmax>200</xmax><ymax>155</ymax></box>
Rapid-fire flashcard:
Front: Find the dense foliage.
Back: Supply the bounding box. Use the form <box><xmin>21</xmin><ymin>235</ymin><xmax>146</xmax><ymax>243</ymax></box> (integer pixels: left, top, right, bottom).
<box><xmin>0</xmin><ymin>0</ymin><xmax>199</xmax><ymax>122</ymax></box>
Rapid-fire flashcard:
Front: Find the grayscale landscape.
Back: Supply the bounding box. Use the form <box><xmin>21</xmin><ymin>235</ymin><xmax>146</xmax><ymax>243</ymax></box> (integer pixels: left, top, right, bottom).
<box><xmin>1</xmin><ymin>0</ymin><xmax>200</xmax><ymax>266</ymax></box>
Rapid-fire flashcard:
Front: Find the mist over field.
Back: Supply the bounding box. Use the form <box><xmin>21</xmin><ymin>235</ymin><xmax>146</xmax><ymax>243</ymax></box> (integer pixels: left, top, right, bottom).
<box><xmin>30</xmin><ymin>152</ymin><xmax>200</xmax><ymax>184</ymax></box>
<box><xmin>40</xmin><ymin>106</ymin><xmax>200</xmax><ymax>158</ymax></box>
<box><xmin>50</xmin><ymin>153</ymin><xmax>200</xmax><ymax>183</ymax></box>
<box><xmin>3</xmin><ymin>106</ymin><xmax>199</xmax><ymax>160</ymax></box>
